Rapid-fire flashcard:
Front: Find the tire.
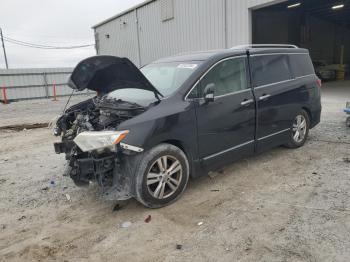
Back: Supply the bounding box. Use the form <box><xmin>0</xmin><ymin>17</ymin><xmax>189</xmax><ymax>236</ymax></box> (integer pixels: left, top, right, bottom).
<box><xmin>285</xmin><ymin>109</ymin><xmax>310</xmax><ymax>148</ymax></box>
<box><xmin>134</xmin><ymin>143</ymin><xmax>189</xmax><ymax>208</ymax></box>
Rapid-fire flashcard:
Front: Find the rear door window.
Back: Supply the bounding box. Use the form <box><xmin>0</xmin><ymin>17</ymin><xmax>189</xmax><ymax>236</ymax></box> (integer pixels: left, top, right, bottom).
<box><xmin>289</xmin><ymin>54</ymin><xmax>315</xmax><ymax>77</ymax></box>
<box><xmin>251</xmin><ymin>54</ymin><xmax>292</xmax><ymax>87</ymax></box>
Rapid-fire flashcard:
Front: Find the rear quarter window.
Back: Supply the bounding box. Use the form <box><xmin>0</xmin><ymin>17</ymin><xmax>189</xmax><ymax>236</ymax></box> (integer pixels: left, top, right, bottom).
<box><xmin>251</xmin><ymin>54</ymin><xmax>292</xmax><ymax>87</ymax></box>
<box><xmin>289</xmin><ymin>54</ymin><xmax>315</xmax><ymax>77</ymax></box>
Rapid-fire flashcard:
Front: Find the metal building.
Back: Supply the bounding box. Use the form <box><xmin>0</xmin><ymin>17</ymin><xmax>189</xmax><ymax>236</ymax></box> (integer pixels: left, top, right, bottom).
<box><xmin>93</xmin><ymin>0</ymin><xmax>350</xmax><ymax>75</ymax></box>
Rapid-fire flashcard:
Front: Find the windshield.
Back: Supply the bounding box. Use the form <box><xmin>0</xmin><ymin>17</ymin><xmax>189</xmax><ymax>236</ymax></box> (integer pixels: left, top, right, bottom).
<box><xmin>107</xmin><ymin>61</ymin><xmax>201</xmax><ymax>106</ymax></box>
<box><xmin>140</xmin><ymin>62</ymin><xmax>201</xmax><ymax>97</ymax></box>
<box><xmin>107</xmin><ymin>88</ymin><xmax>157</xmax><ymax>107</ymax></box>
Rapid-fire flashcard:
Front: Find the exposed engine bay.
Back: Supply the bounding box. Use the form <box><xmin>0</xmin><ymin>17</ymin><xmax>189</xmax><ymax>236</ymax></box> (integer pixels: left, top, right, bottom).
<box><xmin>55</xmin><ymin>96</ymin><xmax>145</xmax><ymax>140</ymax></box>
<box><xmin>54</xmin><ymin>95</ymin><xmax>148</xmax><ymax>199</ymax></box>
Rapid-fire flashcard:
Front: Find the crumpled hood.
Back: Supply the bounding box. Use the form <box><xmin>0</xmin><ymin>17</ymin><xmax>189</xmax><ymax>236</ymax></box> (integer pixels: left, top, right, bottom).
<box><xmin>68</xmin><ymin>55</ymin><xmax>162</xmax><ymax>96</ymax></box>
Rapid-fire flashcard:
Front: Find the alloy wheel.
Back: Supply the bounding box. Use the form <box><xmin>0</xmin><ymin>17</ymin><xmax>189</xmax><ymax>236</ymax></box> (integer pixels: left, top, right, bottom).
<box><xmin>146</xmin><ymin>155</ymin><xmax>183</xmax><ymax>199</ymax></box>
<box><xmin>292</xmin><ymin>115</ymin><xmax>307</xmax><ymax>143</ymax></box>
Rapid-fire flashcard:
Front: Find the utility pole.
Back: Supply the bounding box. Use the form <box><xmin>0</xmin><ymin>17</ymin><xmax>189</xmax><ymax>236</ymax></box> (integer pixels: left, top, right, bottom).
<box><xmin>0</xmin><ymin>27</ymin><xmax>9</xmax><ymax>69</ymax></box>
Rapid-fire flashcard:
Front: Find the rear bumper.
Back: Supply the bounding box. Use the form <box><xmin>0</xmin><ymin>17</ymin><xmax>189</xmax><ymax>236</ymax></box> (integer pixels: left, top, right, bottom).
<box><xmin>310</xmin><ymin>108</ymin><xmax>321</xmax><ymax>129</ymax></box>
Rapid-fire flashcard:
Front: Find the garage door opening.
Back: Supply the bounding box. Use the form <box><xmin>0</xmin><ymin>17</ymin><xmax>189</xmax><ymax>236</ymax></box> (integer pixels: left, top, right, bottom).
<box><xmin>252</xmin><ymin>0</ymin><xmax>350</xmax><ymax>81</ymax></box>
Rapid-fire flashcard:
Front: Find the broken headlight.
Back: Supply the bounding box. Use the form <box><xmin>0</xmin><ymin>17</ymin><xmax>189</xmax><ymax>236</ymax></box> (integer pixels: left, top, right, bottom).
<box><xmin>73</xmin><ymin>130</ymin><xmax>129</xmax><ymax>152</ymax></box>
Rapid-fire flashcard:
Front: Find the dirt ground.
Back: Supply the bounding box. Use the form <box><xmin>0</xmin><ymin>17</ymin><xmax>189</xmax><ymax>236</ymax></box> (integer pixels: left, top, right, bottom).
<box><xmin>0</xmin><ymin>82</ymin><xmax>349</xmax><ymax>262</ymax></box>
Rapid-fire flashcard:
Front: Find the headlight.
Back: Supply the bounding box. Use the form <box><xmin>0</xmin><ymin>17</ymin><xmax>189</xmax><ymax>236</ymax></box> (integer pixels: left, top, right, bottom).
<box><xmin>73</xmin><ymin>130</ymin><xmax>129</xmax><ymax>152</ymax></box>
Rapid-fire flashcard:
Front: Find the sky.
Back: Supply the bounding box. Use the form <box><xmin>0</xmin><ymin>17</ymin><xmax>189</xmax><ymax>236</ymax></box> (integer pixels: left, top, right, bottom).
<box><xmin>0</xmin><ymin>0</ymin><xmax>144</xmax><ymax>69</ymax></box>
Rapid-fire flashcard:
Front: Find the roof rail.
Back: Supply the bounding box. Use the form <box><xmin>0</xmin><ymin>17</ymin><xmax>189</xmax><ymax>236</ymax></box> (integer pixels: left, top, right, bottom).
<box><xmin>231</xmin><ymin>44</ymin><xmax>298</xmax><ymax>49</ymax></box>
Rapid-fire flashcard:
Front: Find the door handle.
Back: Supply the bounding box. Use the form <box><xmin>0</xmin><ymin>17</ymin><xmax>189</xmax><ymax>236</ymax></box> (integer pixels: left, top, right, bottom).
<box><xmin>259</xmin><ymin>94</ymin><xmax>271</xmax><ymax>100</ymax></box>
<box><xmin>241</xmin><ymin>99</ymin><xmax>254</xmax><ymax>106</ymax></box>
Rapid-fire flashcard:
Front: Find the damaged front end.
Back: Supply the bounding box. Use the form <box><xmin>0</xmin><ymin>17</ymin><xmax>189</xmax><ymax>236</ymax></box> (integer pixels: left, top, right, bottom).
<box><xmin>53</xmin><ymin>56</ymin><xmax>159</xmax><ymax>200</ymax></box>
<box><xmin>54</xmin><ymin>95</ymin><xmax>146</xmax><ymax>200</ymax></box>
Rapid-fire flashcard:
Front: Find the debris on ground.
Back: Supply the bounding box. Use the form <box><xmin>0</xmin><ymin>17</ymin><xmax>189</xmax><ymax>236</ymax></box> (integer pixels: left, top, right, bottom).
<box><xmin>278</xmin><ymin>227</ymin><xmax>286</xmax><ymax>232</ymax></box>
<box><xmin>17</xmin><ymin>215</ymin><xmax>26</xmax><ymax>221</ymax></box>
<box><xmin>208</xmin><ymin>171</ymin><xmax>219</xmax><ymax>179</ymax></box>
<box><xmin>197</xmin><ymin>221</ymin><xmax>204</xmax><ymax>226</ymax></box>
<box><xmin>244</xmin><ymin>237</ymin><xmax>253</xmax><ymax>251</ymax></box>
<box><xmin>121</xmin><ymin>221</ymin><xmax>132</xmax><ymax>228</ymax></box>
<box><xmin>0</xmin><ymin>123</ymin><xmax>49</xmax><ymax>131</ymax></box>
<box><xmin>41</xmin><ymin>186</ymin><xmax>49</xmax><ymax>191</ymax></box>
<box><xmin>176</xmin><ymin>244</ymin><xmax>182</xmax><ymax>250</ymax></box>
<box><xmin>112</xmin><ymin>204</ymin><xmax>122</xmax><ymax>212</ymax></box>
<box><xmin>210</xmin><ymin>189</ymin><xmax>220</xmax><ymax>192</ymax></box>
<box><xmin>95</xmin><ymin>235</ymin><xmax>107</xmax><ymax>243</ymax></box>
<box><xmin>65</xmin><ymin>194</ymin><xmax>71</xmax><ymax>201</ymax></box>
<box><xmin>144</xmin><ymin>215</ymin><xmax>152</xmax><ymax>223</ymax></box>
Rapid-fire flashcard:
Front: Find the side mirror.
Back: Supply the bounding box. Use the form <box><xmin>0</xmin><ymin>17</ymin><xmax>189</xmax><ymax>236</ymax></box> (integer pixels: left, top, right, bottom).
<box><xmin>203</xmin><ymin>83</ymin><xmax>215</xmax><ymax>103</ymax></box>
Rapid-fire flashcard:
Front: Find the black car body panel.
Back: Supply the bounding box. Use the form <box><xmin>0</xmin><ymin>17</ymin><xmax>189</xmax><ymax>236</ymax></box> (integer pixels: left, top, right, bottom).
<box><xmin>69</xmin><ymin>55</ymin><xmax>162</xmax><ymax>97</ymax></box>
<box><xmin>54</xmin><ymin>47</ymin><xmax>321</xmax><ymax>200</ymax></box>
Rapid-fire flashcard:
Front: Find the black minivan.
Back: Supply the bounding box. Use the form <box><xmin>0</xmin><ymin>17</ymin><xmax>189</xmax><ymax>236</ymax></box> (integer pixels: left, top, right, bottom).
<box><xmin>54</xmin><ymin>45</ymin><xmax>321</xmax><ymax>208</ymax></box>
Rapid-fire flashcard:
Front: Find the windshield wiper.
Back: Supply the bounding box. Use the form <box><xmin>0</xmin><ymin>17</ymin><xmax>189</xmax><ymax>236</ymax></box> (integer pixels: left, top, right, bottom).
<box><xmin>154</xmin><ymin>90</ymin><xmax>164</xmax><ymax>101</ymax></box>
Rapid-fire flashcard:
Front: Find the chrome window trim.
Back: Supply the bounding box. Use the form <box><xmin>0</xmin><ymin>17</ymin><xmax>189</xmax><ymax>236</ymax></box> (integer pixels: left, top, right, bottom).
<box><xmin>203</xmin><ymin>140</ymin><xmax>254</xmax><ymax>161</ymax></box>
<box><xmin>185</xmin><ymin>53</ymin><xmax>316</xmax><ymax>99</ymax></box>
<box><xmin>254</xmin><ymin>79</ymin><xmax>293</xmax><ymax>90</ymax></box>
<box><xmin>253</xmin><ymin>73</ymin><xmax>316</xmax><ymax>90</ymax></box>
<box><xmin>257</xmin><ymin>128</ymin><xmax>290</xmax><ymax>141</ymax></box>
<box><xmin>212</xmin><ymin>88</ymin><xmax>251</xmax><ymax>99</ymax></box>
<box><xmin>184</xmin><ymin>55</ymin><xmax>247</xmax><ymax>101</ymax></box>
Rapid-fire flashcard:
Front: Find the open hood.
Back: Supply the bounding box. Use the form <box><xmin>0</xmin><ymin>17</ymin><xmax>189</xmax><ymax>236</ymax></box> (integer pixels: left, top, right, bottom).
<box><xmin>68</xmin><ymin>55</ymin><xmax>162</xmax><ymax>97</ymax></box>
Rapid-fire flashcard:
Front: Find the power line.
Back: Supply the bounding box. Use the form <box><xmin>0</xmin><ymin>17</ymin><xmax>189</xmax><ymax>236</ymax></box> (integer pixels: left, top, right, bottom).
<box><xmin>3</xmin><ymin>35</ymin><xmax>94</xmax><ymax>50</ymax></box>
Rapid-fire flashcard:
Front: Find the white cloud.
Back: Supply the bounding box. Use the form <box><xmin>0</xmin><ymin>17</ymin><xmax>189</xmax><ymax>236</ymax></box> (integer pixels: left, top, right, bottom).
<box><xmin>0</xmin><ymin>0</ymin><xmax>144</xmax><ymax>68</ymax></box>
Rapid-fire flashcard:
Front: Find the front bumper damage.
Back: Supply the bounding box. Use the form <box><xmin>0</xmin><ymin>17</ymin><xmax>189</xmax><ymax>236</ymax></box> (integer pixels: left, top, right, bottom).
<box><xmin>54</xmin><ymin>141</ymin><xmax>142</xmax><ymax>200</ymax></box>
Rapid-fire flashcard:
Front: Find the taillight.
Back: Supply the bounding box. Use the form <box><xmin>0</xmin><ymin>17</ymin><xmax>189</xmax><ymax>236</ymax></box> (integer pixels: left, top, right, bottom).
<box><xmin>316</xmin><ymin>78</ymin><xmax>322</xmax><ymax>88</ymax></box>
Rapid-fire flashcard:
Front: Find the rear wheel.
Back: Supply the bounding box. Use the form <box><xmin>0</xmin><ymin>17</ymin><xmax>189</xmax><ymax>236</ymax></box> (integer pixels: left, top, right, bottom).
<box><xmin>134</xmin><ymin>144</ymin><xmax>189</xmax><ymax>208</ymax></box>
<box><xmin>285</xmin><ymin>110</ymin><xmax>310</xmax><ymax>148</ymax></box>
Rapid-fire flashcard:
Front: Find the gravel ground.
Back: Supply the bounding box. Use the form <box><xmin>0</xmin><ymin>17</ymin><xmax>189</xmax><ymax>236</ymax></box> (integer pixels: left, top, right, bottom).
<box><xmin>0</xmin><ymin>82</ymin><xmax>349</xmax><ymax>262</ymax></box>
<box><xmin>0</xmin><ymin>94</ymin><xmax>94</xmax><ymax>127</ymax></box>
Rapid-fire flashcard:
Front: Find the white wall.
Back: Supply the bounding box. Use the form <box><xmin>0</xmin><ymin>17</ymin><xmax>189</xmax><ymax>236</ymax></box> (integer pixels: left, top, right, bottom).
<box><xmin>95</xmin><ymin>0</ymin><xmax>279</xmax><ymax>67</ymax></box>
<box><xmin>96</xmin><ymin>11</ymin><xmax>140</xmax><ymax>65</ymax></box>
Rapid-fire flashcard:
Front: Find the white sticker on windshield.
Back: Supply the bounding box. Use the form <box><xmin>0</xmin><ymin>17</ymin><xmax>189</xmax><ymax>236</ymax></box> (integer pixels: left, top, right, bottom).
<box><xmin>177</xmin><ymin>64</ymin><xmax>198</xmax><ymax>69</ymax></box>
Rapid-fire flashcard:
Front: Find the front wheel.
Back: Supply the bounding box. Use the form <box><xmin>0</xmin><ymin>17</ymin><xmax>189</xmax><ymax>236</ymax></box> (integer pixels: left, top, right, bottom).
<box><xmin>285</xmin><ymin>110</ymin><xmax>310</xmax><ymax>148</ymax></box>
<box><xmin>134</xmin><ymin>143</ymin><xmax>189</xmax><ymax>208</ymax></box>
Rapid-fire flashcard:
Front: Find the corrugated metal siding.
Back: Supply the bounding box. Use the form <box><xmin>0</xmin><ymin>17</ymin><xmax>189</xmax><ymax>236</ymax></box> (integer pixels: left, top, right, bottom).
<box><xmin>136</xmin><ymin>0</ymin><xmax>226</xmax><ymax>66</ymax></box>
<box><xmin>0</xmin><ymin>68</ymin><xmax>78</xmax><ymax>101</ymax></box>
<box><xmin>94</xmin><ymin>0</ymin><xmax>283</xmax><ymax>66</ymax></box>
<box><xmin>96</xmin><ymin>10</ymin><xmax>140</xmax><ymax>65</ymax></box>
